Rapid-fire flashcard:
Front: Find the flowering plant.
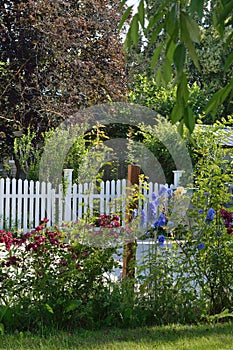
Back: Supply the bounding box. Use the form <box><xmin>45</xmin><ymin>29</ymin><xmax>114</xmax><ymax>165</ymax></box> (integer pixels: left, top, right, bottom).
<box><xmin>0</xmin><ymin>217</ymin><xmax>119</xmax><ymax>331</ymax></box>
<box><xmin>95</xmin><ymin>214</ymin><xmax>120</xmax><ymax>228</ymax></box>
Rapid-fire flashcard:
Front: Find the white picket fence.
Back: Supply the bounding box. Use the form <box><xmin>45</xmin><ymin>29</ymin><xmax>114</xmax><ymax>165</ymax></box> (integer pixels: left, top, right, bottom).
<box><xmin>0</xmin><ymin>176</ymin><xmax>174</xmax><ymax>232</ymax></box>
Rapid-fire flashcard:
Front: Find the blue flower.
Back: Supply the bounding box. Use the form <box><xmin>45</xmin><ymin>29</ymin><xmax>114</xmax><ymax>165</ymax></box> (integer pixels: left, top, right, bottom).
<box><xmin>158</xmin><ymin>234</ymin><xmax>165</xmax><ymax>245</ymax></box>
<box><xmin>153</xmin><ymin>213</ymin><xmax>166</xmax><ymax>228</ymax></box>
<box><xmin>198</xmin><ymin>209</ymin><xmax>203</xmax><ymax>214</ymax></box>
<box><xmin>132</xmin><ymin>209</ymin><xmax>138</xmax><ymax>217</ymax></box>
<box><xmin>205</xmin><ymin>208</ymin><xmax>215</xmax><ymax>222</ymax></box>
<box><xmin>198</xmin><ymin>242</ymin><xmax>205</xmax><ymax>250</ymax></box>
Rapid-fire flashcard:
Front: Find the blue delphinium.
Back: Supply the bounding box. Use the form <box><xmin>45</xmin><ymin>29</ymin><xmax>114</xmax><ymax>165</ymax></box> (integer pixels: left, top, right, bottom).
<box><xmin>151</xmin><ymin>192</ymin><xmax>159</xmax><ymax>204</ymax></box>
<box><xmin>205</xmin><ymin>208</ymin><xmax>215</xmax><ymax>222</ymax></box>
<box><xmin>198</xmin><ymin>242</ymin><xmax>205</xmax><ymax>250</ymax></box>
<box><xmin>147</xmin><ymin>201</ymin><xmax>157</xmax><ymax>222</ymax></box>
<box><xmin>140</xmin><ymin>209</ymin><xmax>146</xmax><ymax>228</ymax></box>
<box><xmin>158</xmin><ymin>234</ymin><xmax>165</xmax><ymax>245</ymax></box>
<box><xmin>158</xmin><ymin>185</ymin><xmax>168</xmax><ymax>197</ymax></box>
<box><xmin>153</xmin><ymin>213</ymin><xmax>166</xmax><ymax>228</ymax></box>
<box><xmin>167</xmin><ymin>188</ymin><xmax>173</xmax><ymax>199</ymax></box>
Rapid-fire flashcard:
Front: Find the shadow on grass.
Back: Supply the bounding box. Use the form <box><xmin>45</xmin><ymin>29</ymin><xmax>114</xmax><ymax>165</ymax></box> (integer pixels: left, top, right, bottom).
<box><xmin>1</xmin><ymin>322</ymin><xmax>233</xmax><ymax>349</ymax></box>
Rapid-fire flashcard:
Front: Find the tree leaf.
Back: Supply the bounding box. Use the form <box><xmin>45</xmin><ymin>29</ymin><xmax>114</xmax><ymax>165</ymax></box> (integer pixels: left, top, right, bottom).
<box><xmin>224</xmin><ymin>50</ymin><xmax>233</xmax><ymax>71</ymax></box>
<box><xmin>151</xmin><ymin>43</ymin><xmax>163</xmax><ymax>70</ymax></box>
<box><xmin>180</xmin><ymin>13</ymin><xmax>200</xmax><ymax>71</ymax></box>
<box><xmin>190</xmin><ymin>0</ymin><xmax>204</xmax><ymax>18</ymax></box>
<box><xmin>119</xmin><ymin>6</ymin><xmax>133</xmax><ymax>31</ymax></box>
<box><xmin>148</xmin><ymin>22</ymin><xmax>164</xmax><ymax>48</ymax></box>
<box><xmin>215</xmin><ymin>1</ymin><xmax>233</xmax><ymax>27</ymax></box>
<box><xmin>130</xmin><ymin>14</ymin><xmax>139</xmax><ymax>46</ymax></box>
<box><xmin>166</xmin><ymin>38</ymin><xmax>176</xmax><ymax>62</ymax></box>
<box><xmin>205</xmin><ymin>79</ymin><xmax>233</xmax><ymax>116</ymax></box>
<box><xmin>177</xmin><ymin>72</ymin><xmax>189</xmax><ymax>103</ymax></box>
<box><xmin>138</xmin><ymin>0</ymin><xmax>145</xmax><ymax>28</ymax></box>
<box><xmin>181</xmin><ymin>12</ymin><xmax>200</xmax><ymax>44</ymax></box>
<box><xmin>146</xmin><ymin>10</ymin><xmax>164</xmax><ymax>33</ymax></box>
<box><xmin>161</xmin><ymin>58</ymin><xmax>172</xmax><ymax>84</ymax></box>
<box><xmin>173</xmin><ymin>43</ymin><xmax>186</xmax><ymax>78</ymax></box>
<box><xmin>171</xmin><ymin>101</ymin><xmax>183</xmax><ymax>123</ymax></box>
<box><xmin>184</xmin><ymin>107</ymin><xmax>195</xmax><ymax>133</ymax></box>
<box><xmin>119</xmin><ymin>0</ymin><xmax>128</xmax><ymax>11</ymax></box>
<box><xmin>166</xmin><ymin>4</ymin><xmax>178</xmax><ymax>39</ymax></box>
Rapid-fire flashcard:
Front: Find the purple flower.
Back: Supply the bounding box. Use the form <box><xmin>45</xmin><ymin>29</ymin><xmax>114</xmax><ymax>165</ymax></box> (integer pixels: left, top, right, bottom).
<box><xmin>132</xmin><ymin>209</ymin><xmax>138</xmax><ymax>217</ymax></box>
<box><xmin>159</xmin><ymin>186</ymin><xmax>168</xmax><ymax>197</ymax></box>
<box><xmin>158</xmin><ymin>234</ymin><xmax>165</xmax><ymax>245</ymax></box>
<box><xmin>153</xmin><ymin>213</ymin><xmax>166</xmax><ymax>228</ymax></box>
<box><xmin>140</xmin><ymin>209</ymin><xmax>146</xmax><ymax>228</ymax></box>
<box><xmin>198</xmin><ymin>243</ymin><xmax>205</xmax><ymax>250</ymax></box>
<box><xmin>151</xmin><ymin>192</ymin><xmax>159</xmax><ymax>205</ymax></box>
<box><xmin>167</xmin><ymin>188</ymin><xmax>173</xmax><ymax>199</ymax></box>
<box><xmin>205</xmin><ymin>208</ymin><xmax>215</xmax><ymax>222</ymax></box>
<box><xmin>147</xmin><ymin>202</ymin><xmax>157</xmax><ymax>222</ymax></box>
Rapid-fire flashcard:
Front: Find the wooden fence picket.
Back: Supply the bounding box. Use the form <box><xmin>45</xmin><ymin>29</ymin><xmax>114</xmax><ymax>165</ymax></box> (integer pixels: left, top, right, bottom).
<box><xmin>0</xmin><ymin>177</ymin><xmax>174</xmax><ymax>231</ymax></box>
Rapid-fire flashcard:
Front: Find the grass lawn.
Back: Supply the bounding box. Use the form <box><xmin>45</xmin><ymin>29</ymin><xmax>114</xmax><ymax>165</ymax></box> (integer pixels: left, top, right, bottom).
<box><xmin>0</xmin><ymin>322</ymin><xmax>232</xmax><ymax>350</ymax></box>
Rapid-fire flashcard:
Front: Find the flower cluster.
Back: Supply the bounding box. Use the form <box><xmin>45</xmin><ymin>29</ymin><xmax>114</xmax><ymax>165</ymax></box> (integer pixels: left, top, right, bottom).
<box><xmin>205</xmin><ymin>208</ymin><xmax>215</xmax><ymax>222</ymax></box>
<box><xmin>0</xmin><ymin>230</ymin><xmax>18</xmax><ymax>250</ymax></box>
<box><xmin>96</xmin><ymin>214</ymin><xmax>120</xmax><ymax>228</ymax></box>
<box><xmin>220</xmin><ymin>209</ymin><xmax>233</xmax><ymax>234</ymax></box>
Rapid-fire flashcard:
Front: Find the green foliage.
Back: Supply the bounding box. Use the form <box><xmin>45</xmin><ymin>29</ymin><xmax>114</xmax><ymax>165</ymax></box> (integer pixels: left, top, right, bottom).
<box><xmin>121</xmin><ymin>0</ymin><xmax>233</xmax><ymax>131</ymax></box>
<box><xmin>0</xmin><ymin>221</ymin><xmax>118</xmax><ymax>332</ymax></box>
<box><xmin>134</xmin><ymin>121</ymin><xmax>233</xmax><ymax>323</ymax></box>
<box><xmin>1</xmin><ymin>122</ymin><xmax>233</xmax><ymax>331</ymax></box>
<box><xmin>128</xmin><ymin>74</ymin><xmax>209</xmax><ymax>122</ymax></box>
<box><xmin>13</xmin><ymin>128</ymin><xmax>41</xmax><ymax>180</ymax></box>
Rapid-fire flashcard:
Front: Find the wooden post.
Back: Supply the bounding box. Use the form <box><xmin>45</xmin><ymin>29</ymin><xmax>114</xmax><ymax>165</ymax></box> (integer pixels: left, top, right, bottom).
<box><xmin>122</xmin><ymin>164</ymin><xmax>141</xmax><ymax>279</ymax></box>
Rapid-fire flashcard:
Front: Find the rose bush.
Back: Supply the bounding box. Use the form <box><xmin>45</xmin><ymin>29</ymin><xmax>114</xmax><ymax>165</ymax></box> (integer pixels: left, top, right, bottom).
<box><xmin>0</xmin><ymin>218</ymin><xmax>119</xmax><ymax>331</ymax></box>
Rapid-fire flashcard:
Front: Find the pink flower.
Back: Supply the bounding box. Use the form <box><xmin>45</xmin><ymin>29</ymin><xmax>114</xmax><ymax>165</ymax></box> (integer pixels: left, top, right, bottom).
<box><xmin>35</xmin><ymin>225</ymin><xmax>45</xmax><ymax>231</ymax></box>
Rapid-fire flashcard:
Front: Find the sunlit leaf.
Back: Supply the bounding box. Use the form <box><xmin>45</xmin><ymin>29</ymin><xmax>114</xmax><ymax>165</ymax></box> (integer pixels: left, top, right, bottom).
<box><xmin>181</xmin><ymin>12</ymin><xmax>200</xmax><ymax>44</ymax></box>
<box><xmin>45</xmin><ymin>303</ymin><xmax>54</xmax><ymax>314</ymax></box>
<box><xmin>138</xmin><ymin>0</ymin><xmax>145</xmax><ymax>28</ymax></box>
<box><xmin>131</xmin><ymin>14</ymin><xmax>139</xmax><ymax>46</ymax></box>
<box><xmin>205</xmin><ymin>79</ymin><xmax>233</xmax><ymax>116</ymax></box>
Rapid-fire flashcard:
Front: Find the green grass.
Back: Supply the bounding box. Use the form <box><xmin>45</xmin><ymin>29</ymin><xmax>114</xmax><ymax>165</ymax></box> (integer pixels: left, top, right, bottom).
<box><xmin>0</xmin><ymin>323</ymin><xmax>232</xmax><ymax>350</ymax></box>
